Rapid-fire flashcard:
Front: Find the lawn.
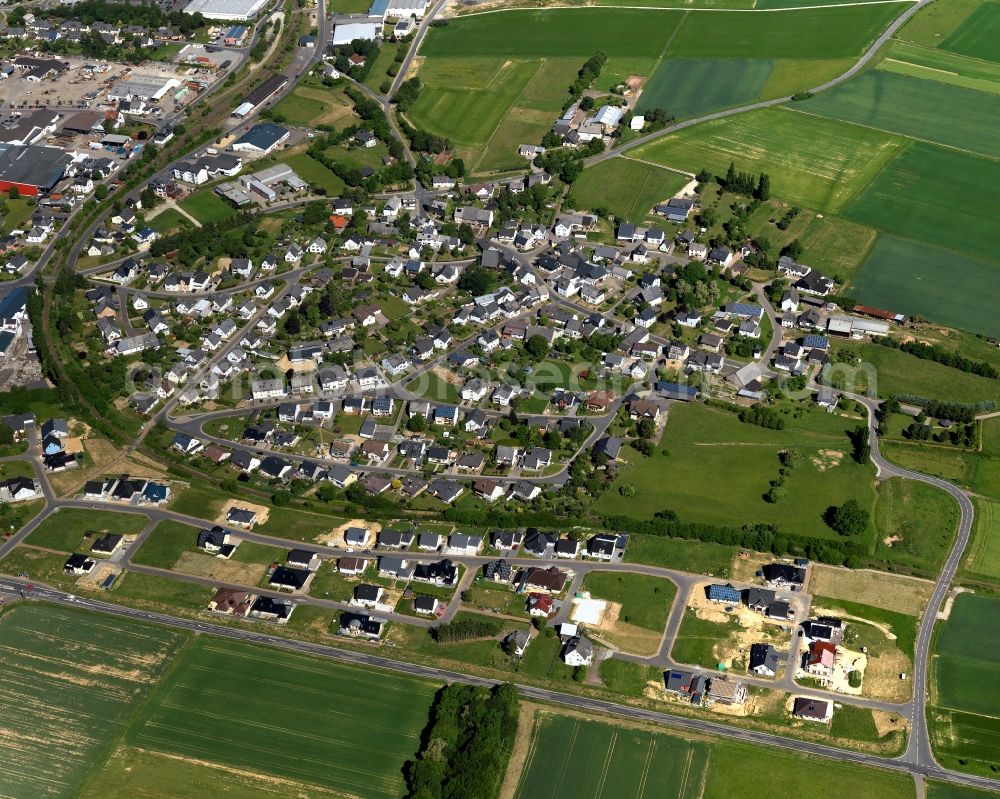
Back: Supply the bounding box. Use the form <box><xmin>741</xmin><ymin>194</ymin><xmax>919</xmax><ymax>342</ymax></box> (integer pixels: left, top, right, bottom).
<box><xmin>843</xmin><ymin>142</ymin><xmax>1000</xmax><ymax>265</ymax></box>
<box><xmin>405</xmin><ymin>371</ymin><xmax>460</xmax><ymax>403</ymax></box>
<box><xmin>580</xmin><ymin>571</ymin><xmax>676</xmax><ymax>630</ymax></box>
<box><xmin>593</xmin><ymin>402</ymin><xmax>878</xmax><ymax>545</ymax></box>
<box><xmin>26</xmin><ymin>508</ymin><xmax>147</xmax><ymax>552</ymax></box>
<box><xmin>872</xmin><ymin>477</ymin><xmax>958</xmax><ymax>572</ymax></box>
<box><xmin>624</xmin><ymin>534</ymin><xmax>735</xmax><ymax>577</ymax></box>
<box><xmin>568</xmin><ymin>158</ymin><xmax>690</xmax><ymax>222</ymax></box>
<box><xmin>131</xmin><ymin>520</ymin><xmax>201</xmax><ymax>569</ymax></box>
<box><xmin>0</xmin><ymin>198</ymin><xmax>35</xmax><ymax>234</ymax></box>
<box><xmin>634</xmin><ymin>107</ymin><xmax>904</xmax><ymax>213</ymax></box>
<box><xmin>940</xmin><ymin>0</ymin><xmax>1000</xmax><ymax>63</ymax></box>
<box><xmin>109</xmin><ymin>571</ymin><xmax>212</xmax><ymax>610</ymax></box>
<box><xmin>849</xmin><ymin>235</ymin><xmax>1000</xmax><ymax>338</ymax></box>
<box><xmin>638</xmin><ymin>58</ymin><xmax>774</xmax><ymax>118</ymax></box>
<box><xmin>795</xmin><ymin>70</ymin><xmax>1000</xmax><ymax>159</ymax></box>
<box><xmin>0</xmin><ymin>605</ymin><xmax>186</xmax><ymax>799</ymax></box>
<box><xmin>148</xmin><ymin>208</ymin><xmax>191</xmax><ymax>235</ymax></box>
<box><xmin>272</xmin><ymin>83</ymin><xmax>357</xmax><ymax>128</ymax></box>
<box><xmin>281</xmin><ymin>152</ymin><xmax>346</xmax><ymax>195</ymax></box>
<box><xmin>125</xmin><ymin>637</ymin><xmax>437</xmax><ymax>798</ymax></box>
<box><xmin>178</xmin><ymin>191</ymin><xmax>236</xmax><ymax>225</ymax></box>
<box><xmin>931</xmin><ymin>593</ymin><xmax>1000</xmax><ymax>775</ymax></box>
<box><xmin>513</xmin><ymin>712</ymin><xmax>711</xmax><ymax>799</ymax></box>
<box><xmin>962</xmin><ymin>496</ymin><xmax>1000</xmax><ymax>584</ymax></box>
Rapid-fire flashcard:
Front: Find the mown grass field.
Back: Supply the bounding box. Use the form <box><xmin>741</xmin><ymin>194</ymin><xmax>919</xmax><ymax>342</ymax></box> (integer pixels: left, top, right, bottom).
<box><xmin>843</xmin><ymin>142</ymin><xmax>1000</xmax><ymax>260</ymax></box>
<box><xmin>795</xmin><ymin>70</ymin><xmax>1000</xmax><ymax>159</ymax></box>
<box><xmin>931</xmin><ymin>593</ymin><xmax>1000</xmax><ymax>775</ymax></box>
<box><xmin>272</xmin><ymin>82</ymin><xmax>357</xmax><ymax>128</ymax></box>
<box><xmin>896</xmin><ymin>0</ymin><xmax>982</xmax><ymax>47</ymax></box>
<box><xmin>514</xmin><ymin>712</ymin><xmax>711</xmax><ymax>799</ymax></box>
<box><xmin>568</xmin><ymin>159</ymin><xmax>690</xmax><ymax>222</ymax></box>
<box><xmin>593</xmin><ymin>402</ymin><xmax>878</xmax><ymax>545</ymax></box>
<box><xmin>926</xmin><ymin>782</ymin><xmax>1000</xmax><ymax>799</ymax></box>
<box><xmin>178</xmin><ymin>191</ymin><xmax>236</xmax><ymax>225</ymax></box>
<box><xmin>26</xmin><ymin>508</ymin><xmax>147</xmax><ymax>552</ymax></box>
<box><xmin>637</xmin><ymin>58</ymin><xmax>774</xmax><ymax>118</ymax></box>
<box><xmin>624</xmin><ymin>534</ymin><xmax>735</xmax><ymax>577</ymax></box>
<box><xmin>131</xmin><ymin>520</ymin><xmax>201</xmax><ymax>569</ymax></box>
<box><xmin>0</xmin><ymin>605</ymin><xmax>185</xmax><ymax>799</ymax></box>
<box><xmin>282</xmin><ymin>152</ymin><xmax>346</xmax><ymax>195</ymax></box>
<box><xmin>872</xmin><ymin>477</ymin><xmax>958</xmax><ymax>572</ymax></box>
<box><xmin>849</xmin><ymin>235</ymin><xmax>1000</xmax><ymax>338</ymax></box>
<box><xmin>635</xmin><ymin>107</ymin><xmax>904</xmax><ymax>212</ymax></box>
<box><xmin>962</xmin><ymin>496</ymin><xmax>1000</xmax><ymax>583</ymax></box>
<box><xmin>580</xmin><ymin>571</ymin><xmax>677</xmax><ymax>630</ymax></box>
<box><xmin>881</xmin><ymin>440</ymin><xmax>1000</xmax><ymax>504</ymax></box>
<box><xmin>125</xmin><ymin>637</ymin><xmax>436</xmax><ymax>798</ymax></box>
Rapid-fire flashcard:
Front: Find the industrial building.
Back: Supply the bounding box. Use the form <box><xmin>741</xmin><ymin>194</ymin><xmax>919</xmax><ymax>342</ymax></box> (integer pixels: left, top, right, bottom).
<box><xmin>0</xmin><ymin>144</ymin><xmax>70</xmax><ymax>196</ymax></box>
<box><xmin>183</xmin><ymin>0</ymin><xmax>271</xmax><ymax>21</ymax></box>
<box><xmin>330</xmin><ymin>17</ymin><xmax>382</xmax><ymax>45</ymax></box>
<box><xmin>230</xmin><ymin>123</ymin><xmax>289</xmax><ymax>156</ymax></box>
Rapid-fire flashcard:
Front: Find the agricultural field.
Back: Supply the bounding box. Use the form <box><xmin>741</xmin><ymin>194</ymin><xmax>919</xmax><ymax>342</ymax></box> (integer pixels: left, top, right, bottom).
<box><xmin>926</xmin><ymin>783</ymin><xmax>1000</xmax><ymax>799</ymax></box>
<box><xmin>634</xmin><ymin>107</ymin><xmax>904</xmax><ymax>213</ymax></box>
<box><xmin>593</xmin><ymin>402</ymin><xmax>879</xmax><ymax>545</ymax></box>
<box><xmin>637</xmin><ymin>58</ymin><xmax>774</xmax><ymax>119</ymax></box>
<box><xmin>125</xmin><ymin>637</ymin><xmax>437</xmax><ymax>798</ymax></box>
<box><xmin>930</xmin><ymin>593</ymin><xmax>1000</xmax><ymax>775</ymax></box>
<box><xmin>849</xmin><ymin>235</ymin><xmax>1000</xmax><ymax>338</ymax></box>
<box><xmin>843</xmin><ymin>142</ymin><xmax>1000</xmax><ymax>261</ymax></box>
<box><xmin>939</xmin><ymin>0</ymin><xmax>1000</xmax><ymax>62</ymax></box>
<box><xmin>896</xmin><ymin>0</ymin><xmax>982</xmax><ymax>48</ymax></box>
<box><xmin>962</xmin><ymin>496</ymin><xmax>1000</xmax><ymax>584</ymax></box>
<box><xmin>880</xmin><ymin>41</ymin><xmax>1000</xmax><ymax>95</ymax></box>
<box><xmin>0</xmin><ymin>605</ymin><xmax>186</xmax><ymax>799</ymax></box>
<box><xmin>567</xmin><ymin>158</ymin><xmax>690</xmax><ymax>222</ymax></box>
<box><xmin>513</xmin><ymin>712</ymin><xmax>711</xmax><ymax>799</ymax></box>
<box><xmin>795</xmin><ymin>70</ymin><xmax>1000</xmax><ymax>159</ymax></box>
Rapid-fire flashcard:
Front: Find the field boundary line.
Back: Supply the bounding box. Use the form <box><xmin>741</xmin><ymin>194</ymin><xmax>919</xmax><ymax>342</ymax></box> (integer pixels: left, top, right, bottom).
<box><xmin>470</xmin><ymin>59</ymin><xmax>546</xmax><ymax>172</ymax></box>
<box><xmin>454</xmin><ymin>0</ymin><xmax>915</xmax><ymax>17</ymax></box>
<box><xmin>781</xmin><ymin>106</ymin><xmax>1000</xmax><ymax>163</ymax></box>
<box><xmin>890</xmin><ymin>39</ymin><xmax>1000</xmax><ymax>71</ymax></box>
<box><xmin>620</xmin><ymin>155</ymin><xmax>695</xmax><ymax>178</ymax></box>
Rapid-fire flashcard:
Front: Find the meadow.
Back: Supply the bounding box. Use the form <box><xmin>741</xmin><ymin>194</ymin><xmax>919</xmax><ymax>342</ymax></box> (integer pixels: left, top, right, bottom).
<box><xmin>634</xmin><ymin>107</ymin><xmax>904</xmax><ymax>212</ymax></box>
<box><xmin>272</xmin><ymin>82</ymin><xmax>357</xmax><ymax>128</ymax></box>
<box><xmin>795</xmin><ymin>70</ymin><xmax>1000</xmax><ymax>159</ymax></box>
<box><xmin>896</xmin><ymin>0</ymin><xmax>982</xmax><ymax>48</ymax></box>
<box><xmin>872</xmin><ymin>477</ymin><xmax>959</xmax><ymax>572</ymax></box>
<box><xmin>843</xmin><ymin>142</ymin><xmax>1000</xmax><ymax>261</ymax></box>
<box><xmin>0</xmin><ymin>605</ymin><xmax>185</xmax><ymax>799</ymax></box>
<box><xmin>849</xmin><ymin>235</ymin><xmax>1000</xmax><ymax>338</ymax></box>
<box><xmin>178</xmin><ymin>191</ymin><xmax>236</xmax><ymax>225</ymax></box>
<box><xmin>593</xmin><ymin>402</ymin><xmax>878</xmax><ymax>544</ymax></box>
<box><xmin>125</xmin><ymin>637</ymin><xmax>436</xmax><ymax>798</ymax></box>
<box><xmin>962</xmin><ymin>497</ymin><xmax>1000</xmax><ymax>584</ymax></box>
<box><xmin>567</xmin><ymin>158</ymin><xmax>690</xmax><ymax>222</ymax></box>
<box><xmin>130</xmin><ymin>520</ymin><xmax>201</xmax><ymax>569</ymax></box>
<box><xmin>931</xmin><ymin>593</ymin><xmax>1000</xmax><ymax>774</ymax></box>
<box><xmin>26</xmin><ymin>507</ymin><xmax>147</xmax><ymax>552</ymax></box>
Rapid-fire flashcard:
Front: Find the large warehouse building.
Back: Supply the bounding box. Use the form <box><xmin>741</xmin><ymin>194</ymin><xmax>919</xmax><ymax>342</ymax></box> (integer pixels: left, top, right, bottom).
<box><xmin>183</xmin><ymin>0</ymin><xmax>270</xmax><ymax>21</ymax></box>
<box><xmin>0</xmin><ymin>144</ymin><xmax>71</xmax><ymax>197</ymax></box>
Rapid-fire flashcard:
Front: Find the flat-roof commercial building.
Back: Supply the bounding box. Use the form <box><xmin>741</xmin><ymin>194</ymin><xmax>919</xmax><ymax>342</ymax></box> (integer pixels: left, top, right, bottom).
<box><xmin>330</xmin><ymin>18</ymin><xmax>382</xmax><ymax>45</ymax></box>
<box><xmin>230</xmin><ymin>123</ymin><xmax>289</xmax><ymax>155</ymax></box>
<box><xmin>0</xmin><ymin>144</ymin><xmax>70</xmax><ymax>196</ymax></box>
<box><xmin>183</xmin><ymin>0</ymin><xmax>270</xmax><ymax>21</ymax></box>
<box><xmin>240</xmin><ymin>74</ymin><xmax>288</xmax><ymax>112</ymax></box>
<box><xmin>107</xmin><ymin>76</ymin><xmax>181</xmax><ymax>103</ymax></box>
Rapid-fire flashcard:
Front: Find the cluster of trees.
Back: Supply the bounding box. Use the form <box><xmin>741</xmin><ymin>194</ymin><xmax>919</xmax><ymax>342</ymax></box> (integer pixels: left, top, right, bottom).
<box><xmin>399</xmin><ymin>118</ymin><xmax>451</xmax><ymax>155</ymax></box>
<box><xmin>764</xmin><ymin>448</ymin><xmax>801</xmax><ymax>504</ymax></box>
<box><xmin>534</xmin><ymin>148</ymin><xmax>585</xmax><ymax>183</ymax></box>
<box><xmin>872</xmin><ymin>337</ymin><xmax>998</xmax><ymax>379</ymax></box>
<box><xmin>667</xmin><ymin>260</ymin><xmax>719</xmax><ymax>311</ymax></box>
<box><xmin>890</xmin><ymin>395</ymin><xmax>992</xmax><ymax>424</ymax></box>
<box><xmin>431</xmin><ymin>617</ymin><xmax>502</xmax><ymax>643</ymax></box>
<box><xmin>456</xmin><ymin>264</ymin><xmax>497</xmax><ymax>296</ymax></box>
<box><xmin>738</xmin><ymin>405</ymin><xmax>786</xmax><ymax>430</ymax></box>
<box><xmin>825</xmin><ymin>499</ymin><xmax>870</xmax><ymax>537</ymax></box>
<box><xmin>902</xmin><ymin>417</ymin><xmax>977</xmax><ymax>448</ymax></box>
<box><xmin>331</xmin><ymin>38</ymin><xmax>381</xmax><ymax>80</ymax></box>
<box><xmin>404</xmin><ymin>683</ymin><xmax>519</xmax><ymax>799</ymax></box>
<box><xmin>722</xmin><ymin>162</ymin><xmax>771</xmax><ymax>200</ymax></box>
<box><xmin>151</xmin><ymin>212</ymin><xmax>266</xmax><ymax>265</ymax></box>
<box><xmin>493</xmin><ymin>184</ymin><xmax>554</xmax><ymax>224</ymax></box>
<box><xmin>848</xmin><ymin>425</ymin><xmax>870</xmax><ymax>464</ymax></box>
<box><xmin>395</xmin><ymin>77</ymin><xmax>422</xmax><ymax>113</ymax></box>
<box><xmin>48</xmin><ymin>1</ymin><xmax>205</xmax><ymax>33</ymax></box>
<box><xmin>563</xmin><ymin>51</ymin><xmax>607</xmax><ymax>111</ymax></box>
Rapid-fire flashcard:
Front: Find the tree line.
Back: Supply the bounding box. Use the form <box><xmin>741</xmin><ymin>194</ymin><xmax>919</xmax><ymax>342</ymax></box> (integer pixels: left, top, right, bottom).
<box><xmin>872</xmin><ymin>337</ymin><xmax>998</xmax><ymax>379</ymax></box>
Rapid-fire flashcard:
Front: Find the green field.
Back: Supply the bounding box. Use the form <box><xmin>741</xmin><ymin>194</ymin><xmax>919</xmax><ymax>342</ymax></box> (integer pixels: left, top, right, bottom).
<box><xmin>963</xmin><ymin>496</ymin><xmax>1000</xmax><ymax>583</ymax></box>
<box><xmin>131</xmin><ymin>520</ymin><xmax>201</xmax><ymax>569</ymax></box>
<box><xmin>872</xmin><ymin>477</ymin><xmax>958</xmax><ymax>572</ymax></box>
<box><xmin>896</xmin><ymin>0</ymin><xmax>982</xmax><ymax>47</ymax></box>
<box><xmin>514</xmin><ymin>713</ymin><xmax>711</xmax><ymax>799</ymax></box>
<box><xmin>624</xmin><ymin>534</ymin><xmax>735</xmax><ymax>577</ymax></box>
<box><xmin>940</xmin><ymin>0</ymin><xmax>1000</xmax><ymax>62</ymax></box>
<box><xmin>931</xmin><ymin>593</ymin><xmax>1000</xmax><ymax>774</ymax></box>
<box><xmin>26</xmin><ymin>508</ymin><xmax>147</xmax><ymax>552</ymax></box>
<box><xmin>796</xmin><ymin>70</ymin><xmax>1000</xmax><ymax>158</ymax></box>
<box><xmin>281</xmin><ymin>152</ymin><xmax>346</xmax><ymax>195</ymax></box>
<box><xmin>0</xmin><ymin>605</ymin><xmax>185</xmax><ymax>799</ymax></box>
<box><xmin>126</xmin><ymin>637</ymin><xmax>436</xmax><ymax>798</ymax></box>
<box><xmin>843</xmin><ymin>142</ymin><xmax>1000</xmax><ymax>261</ymax></box>
<box><xmin>881</xmin><ymin>441</ymin><xmax>1000</xmax><ymax>503</ymax></box>
<box><xmin>149</xmin><ymin>208</ymin><xmax>191</xmax><ymax>235</ymax></box>
<box><xmin>568</xmin><ymin>158</ymin><xmax>690</xmax><ymax>222</ymax></box>
<box><xmin>580</xmin><ymin>571</ymin><xmax>677</xmax><ymax>630</ymax></box>
<box><xmin>850</xmin><ymin>235</ymin><xmax>1000</xmax><ymax>338</ymax></box>
<box><xmin>881</xmin><ymin>41</ymin><xmax>1000</xmax><ymax>95</ymax></box>
<box><xmin>671</xmin><ymin>609</ymin><xmax>740</xmax><ymax>669</ymax></box>
<box><xmin>178</xmin><ymin>191</ymin><xmax>236</xmax><ymax>225</ymax></box>
<box><xmin>272</xmin><ymin>83</ymin><xmax>358</xmax><ymax>128</ymax></box>
<box><xmin>635</xmin><ymin>107</ymin><xmax>904</xmax><ymax>212</ymax></box>
<box><xmin>638</xmin><ymin>58</ymin><xmax>774</xmax><ymax>118</ymax></box>
<box><xmin>593</xmin><ymin>402</ymin><xmax>878</xmax><ymax>545</ymax></box>
<box><xmin>927</xmin><ymin>782</ymin><xmax>1000</xmax><ymax>799</ymax></box>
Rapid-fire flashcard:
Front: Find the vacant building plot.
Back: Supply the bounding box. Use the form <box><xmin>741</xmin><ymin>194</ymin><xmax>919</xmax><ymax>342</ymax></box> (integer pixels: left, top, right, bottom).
<box><xmin>0</xmin><ymin>605</ymin><xmax>185</xmax><ymax>799</ymax></box>
<box><xmin>634</xmin><ymin>108</ymin><xmax>904</xmax><ymax>212</ymax></box>
<box><xmin>808</xmin><ymin>563</ymin><xmax>932</xmax><ymax>616</ymax></box>
<box><xmin>666</xmin><ymin>3</ymin><xmax>904</xmax><ymax>59</ymax></box>
<box><xmin>593</xmin><ymin>402</ymin><xmax>878</xmax><ymax>545</ymax></box>
<box><xmin>126</xmin><ymin>637</ymin><xmax>436</xmax><ymax>799</ymax></box>
<box><xmin>26</xmin><ymin>507</ymin><xmax>147</xmax><ymax>552</ymax></box>
<box><xmin>844</xmin><ymin>143</ymin><xmax>1000</xmax><ymax>262</ymax></box>
<box><xmin>795</xmin><ymin>71</ymin><xmax>1000</xmax><ymax>159</ymax></box>
<box><xmin>178</xmin><ymin>191</ymin><xmax>236</xmax><ymax>225</ymax></box>
<box><xmin>931</xmin><ymin>593</ymin><xmax>1000</xmax><ymax>774</ymax></box>
<box><xmin>576</xmin><ymin>571</ymin><xmax>676</xmax><ymax>655</ymax></box>
<box><xmin>513</xmin><ymin>712</ymin><xmax>711</xmax><ymax>799</ymax></box>
<box><xmin>962</xmin><ymin>497</ymin><xmax>1000</xmax><ymax>583</ymax></box>
<box><xmin>850</xmin><ymin>235</ymin><xmax>1000</xmax><ymax>338</ymax></box>
<box><xmin>568</xmin><ymin>159</ymin><xmax>690</xmax><ymax>223</ymax></box>
<box><xmin>940</xmin><ymin>0</ymin><xmax>1000</xmax><ymax>63</ymax></box>
<box><xmin>637</xmin><ymin>59</ymin><xmax>774</xmax><ymax>119</ymax></box>
<box><xmin>272</xmin><ymin>83</ymin><xmax>357</xmax><ymax>128</ymax></box>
